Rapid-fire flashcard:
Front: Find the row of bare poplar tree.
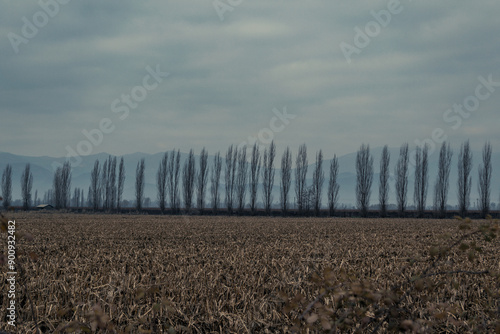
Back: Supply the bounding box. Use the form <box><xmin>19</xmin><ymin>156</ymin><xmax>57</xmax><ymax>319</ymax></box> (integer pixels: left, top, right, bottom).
<box><xmin>357</xmin><ymin>141</ymin><xmax>492</xmax><ymax>218</ymax></box>
<box><xmin>143</xmin><ymin>143</ymin><xmax>338</xmax><ymax>216</ymax></box>
<box><xmin>0</xmin><ymin>140</ymin><xmax>495</xmax><ymax>217</ymax></box>
<box><xmin>86</xmin><ymin>140</ymin><xmax>495</xmax><ymax>218</ymax></box>
<box><xmin>1</xmin><ymin>162</ymin><xmax>74</xmax><ymax>210</ymax></box>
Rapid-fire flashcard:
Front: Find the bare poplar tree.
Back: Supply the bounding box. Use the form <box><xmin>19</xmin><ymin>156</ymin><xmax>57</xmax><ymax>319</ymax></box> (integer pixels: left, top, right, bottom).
<box><xmin>232</xmin><ymin>146</ymin><xmax>238</xmax><ymax>211</ymax></box>
<box><xmin>478</xmin><ymin>141</ymin><xmax>492</xmax><ymax>218</ymax></box>
<box><xmin>249</xmin><ymin>143</ymin><xmax>261</xmax><ymax>214</ymax></box>
<box><xmin>117</xmin><ymin>157</ymin><xmax>125</xmax><ymax>210</ymax></box>
<box><xmin>100</xmin><ymin>156</ymin><xmax>116</xmax><ymax>210</ymax></box>
<box><xmin>395</xmin><ymin>143</ymin><xmax>409</xmax><ymax>216</ymax></box>
<box><xmin>168</xmin><ymin>150</ymin><xmax>181</xmax><ymax>213</ymax></box>
<box><xmin>110</xmin><ymin>156</ymin><xmax>117</xmax><ymax>209</ymax></box>
<box><xmin>100</xmin><ymin>159</ymin><xmax>108</xmax><ymax>210</ymax></box>
<box><xmin>225</xmin><ymin>145</ymin><xmax>238</xmax><ymax>214</ymax></box>
<box><xmin>262</xmin><ymin>141</ymin><xmax>276</xmax><ymax>215</ymax></box>
<box><xmin>312</xmin><ymin>150</ymin><xmax>324</xmax><ymax>216</ymax></box>
<box><xmin>210</xmin><ymin>151</ymin><xmax>222</xmax><ymax>213</ymax></box>
<box><xmin>21</xmin><ymin>163</ymin><xmax>33</xmax><ymax>210</ymax></box>
<box><xmin>414</xmin><ymin>144</ymin><xmax>429</xmax><ymax>217</ymax></box>
<box><xmin>280</xmin><ymin>146</ymin><xmax>292</xmax><ymax>215</ymax></box>
<box><xmin>356</xmin><ymin>144</ymin><xmax>373</xmax><ymax>218</ymax></box>
<box><xmin>34</xmin><ymin>189</ymin><xmax>38</xmax><ymax>207</ymax></box>
<box><xmin>53</xmin><ymin>168</ymin><xmax>62</xmax><ymax>209</ymax></box>
<box><xmin>433</xmin><ymin>142</ymin><xmax>453</xmax><ymax>218</ymax></box>
<box><xmin>105</xmin><ymin>157</ymin><xmax>112</xmax><ymax>209</ymax></box>
<box><xmin>72</xmin><ymin>187</ymin><xmax>80</xmax><ymax>208</ymax></box>
<box><xmin>182</xmin><ymin>149</ymin><xmax>196</xmax><ymax>212</ymax></box>
<box><xmin>295</xmin><ymin>143</ymin><xmax>308</xmax><ymax>215</ymax></box>
<box><xmin>157</xmin><ymin>152</ymin><xmax>168</xmax><ymax>213</ymax></box>
<box><xmin>61</xmin><ymin>162</ymin><xmax>71</xmax><ymax>209</ymax></box>
<box><xmin>328</xmin><ymin>155</ymin><xmax>340</xmax><ymax>216</ymax></box>
<box><xmin>457</xmin><ymin>140</ymin><xmax>472</xmax><ymax>217</ymax></box>
<box><xmin>54</xmin><ymin>162</ymin><xmax>71</xmax><ymax>209</ymax></box>
<box><xmin>1</xmin><ymin>164</ymin><xmax>12</xmax><ymax>209</ymax></box>
<box><xmin>90</xmin><ymin>160</ymin><xmax>100</xmax><ymax>211</ymax></box>
<box><xmin>135</xmin><ymin>158</ymin><xmax>145</xmax><ymax>211</ymax></box>
<box><xmin>379</xmin><ymin>146</ymin><xmax>390</xmax><ymax>217</ymax></box>
<box><xmin>236</xmin><ymin>146</ymin><xmax>248</xmax><ymax>214</ymax></box>
<box><xmin>225</xmin><ymin>145</ymin><xmax>234</xmax><ymax>213</ymax></box>
<box><xmin>197</xmin><ymin>147</ymin><xmax>209</xmax><ymax>211</ymax></box>
<box><xmin>102</xmin><ymin>155</ymin><xmax>117</xmax><ymax>210</ymax></box>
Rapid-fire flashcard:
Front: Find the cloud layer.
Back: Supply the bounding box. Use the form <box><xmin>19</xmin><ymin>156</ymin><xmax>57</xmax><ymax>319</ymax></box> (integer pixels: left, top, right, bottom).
<box><xmin>1</xmin><ymin>0</ymin><xmax>499</xmax><ymax>159</ymax></box>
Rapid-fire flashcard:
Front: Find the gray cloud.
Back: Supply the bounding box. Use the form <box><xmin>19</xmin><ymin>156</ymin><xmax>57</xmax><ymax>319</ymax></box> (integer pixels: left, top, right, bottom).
<box><xmin>1</xmin><ymin>0</ymin><xmax>499</xmax><ymax>159</ymax></box>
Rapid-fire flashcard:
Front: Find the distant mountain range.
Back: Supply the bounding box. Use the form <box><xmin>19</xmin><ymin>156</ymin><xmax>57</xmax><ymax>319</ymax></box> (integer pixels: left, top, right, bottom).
<box><xmin>1</xmin><ymin>147</ymin><xmax>499</xmax><ymax>208</ymax></box>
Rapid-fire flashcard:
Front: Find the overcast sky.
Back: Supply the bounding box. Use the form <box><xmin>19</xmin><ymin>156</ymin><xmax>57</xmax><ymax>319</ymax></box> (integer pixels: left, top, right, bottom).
<box><xmin>1</xmin><ymin>0</ymin><xmax>499</xmax><ymax>160</ymax></box>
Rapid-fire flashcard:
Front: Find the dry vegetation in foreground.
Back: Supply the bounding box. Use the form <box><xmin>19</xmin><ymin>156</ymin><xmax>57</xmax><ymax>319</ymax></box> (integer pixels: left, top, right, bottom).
<box><xmin>1</xmin><ymin>213</ymin><xmax>499</xmax><ymax>333</ymax></box>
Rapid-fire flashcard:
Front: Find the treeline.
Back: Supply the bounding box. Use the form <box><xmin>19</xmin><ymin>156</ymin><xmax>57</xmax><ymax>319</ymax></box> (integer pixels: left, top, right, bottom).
<box><xmin>1</xmin><ymin>141</ymin><xmax>497</xmax><ymax>218</ymax></box>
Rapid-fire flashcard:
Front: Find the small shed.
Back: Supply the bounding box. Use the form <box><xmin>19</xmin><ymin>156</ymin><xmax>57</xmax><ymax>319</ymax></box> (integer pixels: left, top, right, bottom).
<box><xmin>36</xmin><ymin>204</ymin><xmax>54</xmax><ymax>210</ymax></box>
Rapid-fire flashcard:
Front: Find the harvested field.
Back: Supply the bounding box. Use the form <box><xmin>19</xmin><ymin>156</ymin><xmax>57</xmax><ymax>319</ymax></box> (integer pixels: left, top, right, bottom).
<box><xmin>1</xmin><ymin>213</ymin><xmax>499</xmax><ymax>333</ymax></box>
